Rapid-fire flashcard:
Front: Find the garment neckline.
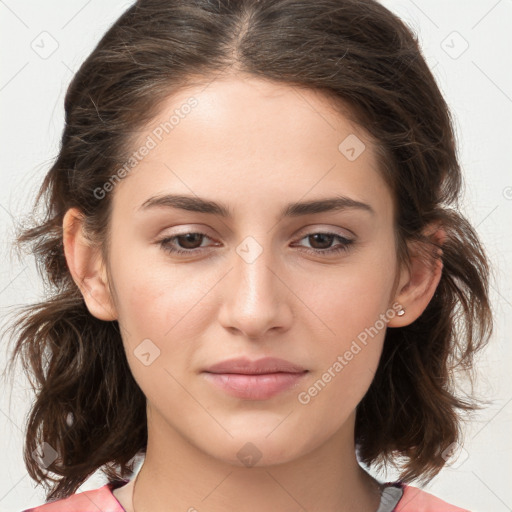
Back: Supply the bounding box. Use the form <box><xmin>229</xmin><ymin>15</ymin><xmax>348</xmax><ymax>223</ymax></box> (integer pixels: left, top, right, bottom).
<box><xmin>107</xmin><ymin>479</ymin><xmax>131</xmax><ymax>512</ymax></box>
<box><xmin>106</xmin><ymin>479</ymin><xmax>405</xmax><ymax>512</ymax></box>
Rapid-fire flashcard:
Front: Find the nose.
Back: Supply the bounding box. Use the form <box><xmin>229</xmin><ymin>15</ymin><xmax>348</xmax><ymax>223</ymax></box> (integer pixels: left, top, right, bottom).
<box><xmin>217</xmin><ymin>238</ymin><xmax>293</xmax><ymax>340</ymax></box>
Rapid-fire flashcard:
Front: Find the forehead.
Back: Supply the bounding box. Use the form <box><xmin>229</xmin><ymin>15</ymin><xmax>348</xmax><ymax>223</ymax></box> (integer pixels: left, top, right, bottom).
<box><xmin>112</xmin><ymin>74</ymin><xmax>393</xmax><ymax>221</ymax></box>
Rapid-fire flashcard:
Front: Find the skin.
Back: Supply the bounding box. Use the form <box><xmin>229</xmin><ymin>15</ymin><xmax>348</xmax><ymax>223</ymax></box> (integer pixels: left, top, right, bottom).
<box><xmin>63</xmin><ymin>74</ymin><xmax>443</xmax><ymax>512</ymax></box>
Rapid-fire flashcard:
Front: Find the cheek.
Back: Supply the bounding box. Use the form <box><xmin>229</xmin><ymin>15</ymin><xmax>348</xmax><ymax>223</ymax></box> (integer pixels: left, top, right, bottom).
<box><xmin>112</xmin><ymin>251</ymin><xmax>212</xmax><ymax>338</ymax></box>
<box><xmin>112</xmin><ymin>260</ymin><xmax>209</xmax><ymax>404</ymax></box>
<box><xmin>291</xmin><ymin>245</ymin><xmax>396</xmax><ymax>407</ymax></box>
<box><xmin>294</xmin><ymin>293</ymin><xmax>388</xmax><ymax>444</ymax></box>
<box><xmin>299</xmin><ymin>281</ymin><xmax>388</xmax><ymax>401</ymax></box>
<box><xmin>292</xmin><ymin>251</ymin><xmax>396</xmax><ymax>341</ymax></box>
<box><xmin>111</xmin><ymin>253</ymin><xmax>223</xmax><ymax>388</ymax></box>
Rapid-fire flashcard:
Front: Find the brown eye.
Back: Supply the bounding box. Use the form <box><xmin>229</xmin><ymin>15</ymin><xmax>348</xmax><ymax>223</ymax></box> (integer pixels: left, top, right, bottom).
<box><xmin>307</xmin><ymin>233</ymin><xmax>336</xmax><ymax>250</ymax></box>
<box><xmin>175</xmin><ymin>233</ymin><xmax>205</xmax><ymax>249</ymax></box>
<box><xmin>158</xmin><ymin>232</ymin><xmax>213</xmax><ymax>255</ymax></box>
<box><xmin>294</xmin><ymin>231</ymin><xmax>354</xmax><ymax>256</ymax></box>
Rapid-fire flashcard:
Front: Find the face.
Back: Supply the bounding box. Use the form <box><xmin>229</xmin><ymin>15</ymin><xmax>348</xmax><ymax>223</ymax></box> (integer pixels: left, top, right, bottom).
<box><xmin>103</xmin><ymin>74</ymin><xmax>400</xmax><ymax>467</ymax></box>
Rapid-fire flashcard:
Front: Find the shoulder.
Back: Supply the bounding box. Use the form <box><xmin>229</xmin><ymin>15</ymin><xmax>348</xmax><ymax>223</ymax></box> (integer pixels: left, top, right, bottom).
<box><xmin>395</xmin><ymin>484</ymin><xmax>470</xmax><ymax>512</ymax></box>
<box><xmin>20</xmin><ymin>481</ymin><xmax>128</xmax><ymax>512</ymax></box>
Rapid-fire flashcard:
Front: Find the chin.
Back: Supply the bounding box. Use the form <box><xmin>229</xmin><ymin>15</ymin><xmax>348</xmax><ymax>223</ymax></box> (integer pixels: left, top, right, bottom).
<box><xmin>192</xmin><ymin>427</ymin><xmax>315</xmax><ymax>469</ymax></box>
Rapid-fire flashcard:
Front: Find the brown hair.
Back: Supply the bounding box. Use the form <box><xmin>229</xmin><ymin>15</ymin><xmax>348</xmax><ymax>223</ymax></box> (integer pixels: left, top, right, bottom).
<box><xmin>2</xmin><ymin>0</ymin><xmax>493</xmax><ymax>502</ymax></box>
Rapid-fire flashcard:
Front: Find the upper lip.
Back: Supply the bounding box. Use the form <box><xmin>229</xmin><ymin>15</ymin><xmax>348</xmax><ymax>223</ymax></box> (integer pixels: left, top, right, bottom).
<box><xmin>203</xmin><ymin>356</ymin><xmax>308</xmax><ymax>375</ymax></box>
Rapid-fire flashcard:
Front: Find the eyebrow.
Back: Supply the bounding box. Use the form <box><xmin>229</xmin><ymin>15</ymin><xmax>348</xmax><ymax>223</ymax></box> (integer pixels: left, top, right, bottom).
<box><xmin>137</xmin><ymin>193</ymin><xmax>375</xmax><ymax>218</ymax></box>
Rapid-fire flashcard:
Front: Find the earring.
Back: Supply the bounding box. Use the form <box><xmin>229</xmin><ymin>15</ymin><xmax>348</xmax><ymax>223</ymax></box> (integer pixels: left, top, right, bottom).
<box><xmin>397</xmin><ymin>308</ymin><xmax>405</xmax><ymax>316</ymax></box>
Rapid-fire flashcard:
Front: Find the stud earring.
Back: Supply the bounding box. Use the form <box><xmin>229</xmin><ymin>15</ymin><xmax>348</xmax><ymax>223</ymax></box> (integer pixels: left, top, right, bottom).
<box><xmin>397</xmin><ymin>308</ymin><xmax>405</xmax><ymax>316</ymax></box>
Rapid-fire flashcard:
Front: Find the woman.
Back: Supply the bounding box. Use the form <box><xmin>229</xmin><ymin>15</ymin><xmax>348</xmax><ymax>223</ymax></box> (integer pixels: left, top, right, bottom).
<box><xmin>5</xmin><ymin>0</ymin><xmax>492</xmax><ymax>510</ymax></box>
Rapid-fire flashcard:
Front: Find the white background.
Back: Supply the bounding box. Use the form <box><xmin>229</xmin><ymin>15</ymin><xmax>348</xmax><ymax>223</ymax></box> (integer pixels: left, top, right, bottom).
<box><xmin>0</xmin><ymin>1</ymin><xmax>511</xmax><ymax>511</ymax></box>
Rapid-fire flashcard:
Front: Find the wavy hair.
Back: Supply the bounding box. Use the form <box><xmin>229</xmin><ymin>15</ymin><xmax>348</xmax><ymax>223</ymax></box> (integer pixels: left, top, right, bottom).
<box><xmin>2</xmin><ymin>0</ymin><xmax>493</xmax><ymax>502</ymax></box>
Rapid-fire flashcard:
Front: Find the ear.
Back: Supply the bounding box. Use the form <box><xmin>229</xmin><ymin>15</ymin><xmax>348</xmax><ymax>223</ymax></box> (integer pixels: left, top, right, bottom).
<box><xmin>387</xmin><ymin>223</ymin><xmax>446</xmax><ymax>328</ymax></box>
<box><xmin>62</xmin><ymin>207</ymin><xmax>117</xmax><ymax>321</ymax></box>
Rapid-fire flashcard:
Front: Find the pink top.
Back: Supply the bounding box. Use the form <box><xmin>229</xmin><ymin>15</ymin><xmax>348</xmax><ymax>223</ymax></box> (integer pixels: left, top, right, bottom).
<box><xmin>21</xmin><ymin>479</ymin><xmax>470</xmax><ymax>512</ymax></box>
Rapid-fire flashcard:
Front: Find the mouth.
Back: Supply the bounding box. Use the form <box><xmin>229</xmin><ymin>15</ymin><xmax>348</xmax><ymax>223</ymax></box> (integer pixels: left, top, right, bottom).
<box><xmin>203</xmin><ymin>355</ymin><xmax>307</xmax><ymax>374</ymax></box>
<box><xmin>201</xmin><ymin>370</ymin><xmax>309</xmax><ymax>400</ymax></box>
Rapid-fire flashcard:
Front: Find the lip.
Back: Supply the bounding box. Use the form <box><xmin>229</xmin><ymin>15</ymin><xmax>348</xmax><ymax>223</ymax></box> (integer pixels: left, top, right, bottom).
<box><xmin>203</xmin><ymin>356</ymin><xmax>307</xmax><ymax>374</ymax></box>
<box><xmin>202</xmin><ymin>357</ymin><xmax>308</xmax><ymax>400</ymax></box>
<box><xmin>202</xmin><ymin>372</ymin><xmax>308</xmax><ymax>400</ymax></box>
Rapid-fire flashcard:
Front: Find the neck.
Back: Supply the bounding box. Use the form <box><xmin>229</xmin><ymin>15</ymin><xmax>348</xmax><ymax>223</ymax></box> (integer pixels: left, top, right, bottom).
<box><xmin>127</xmin><ymin>408</ymin><xmax>383</xmax><ymax>512</ymax></box>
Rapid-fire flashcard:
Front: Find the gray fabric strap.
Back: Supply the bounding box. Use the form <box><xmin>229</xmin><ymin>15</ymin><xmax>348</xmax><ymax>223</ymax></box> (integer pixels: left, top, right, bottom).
<box><xmin>375</xmin><ymin>485</ymin><xmax>404</xmax><ymax>512</ymax></box>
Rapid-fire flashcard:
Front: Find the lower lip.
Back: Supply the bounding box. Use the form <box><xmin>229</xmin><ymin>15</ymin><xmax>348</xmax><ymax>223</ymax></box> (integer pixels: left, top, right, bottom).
<box><xmin>202</xmin><ymin>371</ymin><xmax>308</xmax><ymax>400</ymax></box>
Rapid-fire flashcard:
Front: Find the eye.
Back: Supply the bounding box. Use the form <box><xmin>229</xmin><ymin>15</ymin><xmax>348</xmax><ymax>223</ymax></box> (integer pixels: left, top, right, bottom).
<box><xmin>158</xmin><ymin>231</ymin><xmax>215</xmax><ymax>255</ymax></box>
<box><xmin>157</xmin><ymin>230</ymin><xmax>354</xmax><ymax>257</ymax></box>
<box><xmin>293</xmin><ymin>232</ymin><xmax>354</xmax><ymax>256</ymax></box>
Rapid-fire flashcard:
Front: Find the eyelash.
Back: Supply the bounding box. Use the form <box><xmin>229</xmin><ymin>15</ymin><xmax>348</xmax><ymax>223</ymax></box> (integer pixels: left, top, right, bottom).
<box><xmin>157</xmin><ymin>231</ymin><xmax>354</xmax><ymax>257</ymax></box>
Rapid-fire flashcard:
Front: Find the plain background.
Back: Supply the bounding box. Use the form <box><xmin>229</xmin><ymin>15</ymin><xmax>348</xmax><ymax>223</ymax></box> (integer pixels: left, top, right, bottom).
<box><xmin>0</xmin><ymin>1</ymin><xmax>510</xmax><ymax>511</ymax></box>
